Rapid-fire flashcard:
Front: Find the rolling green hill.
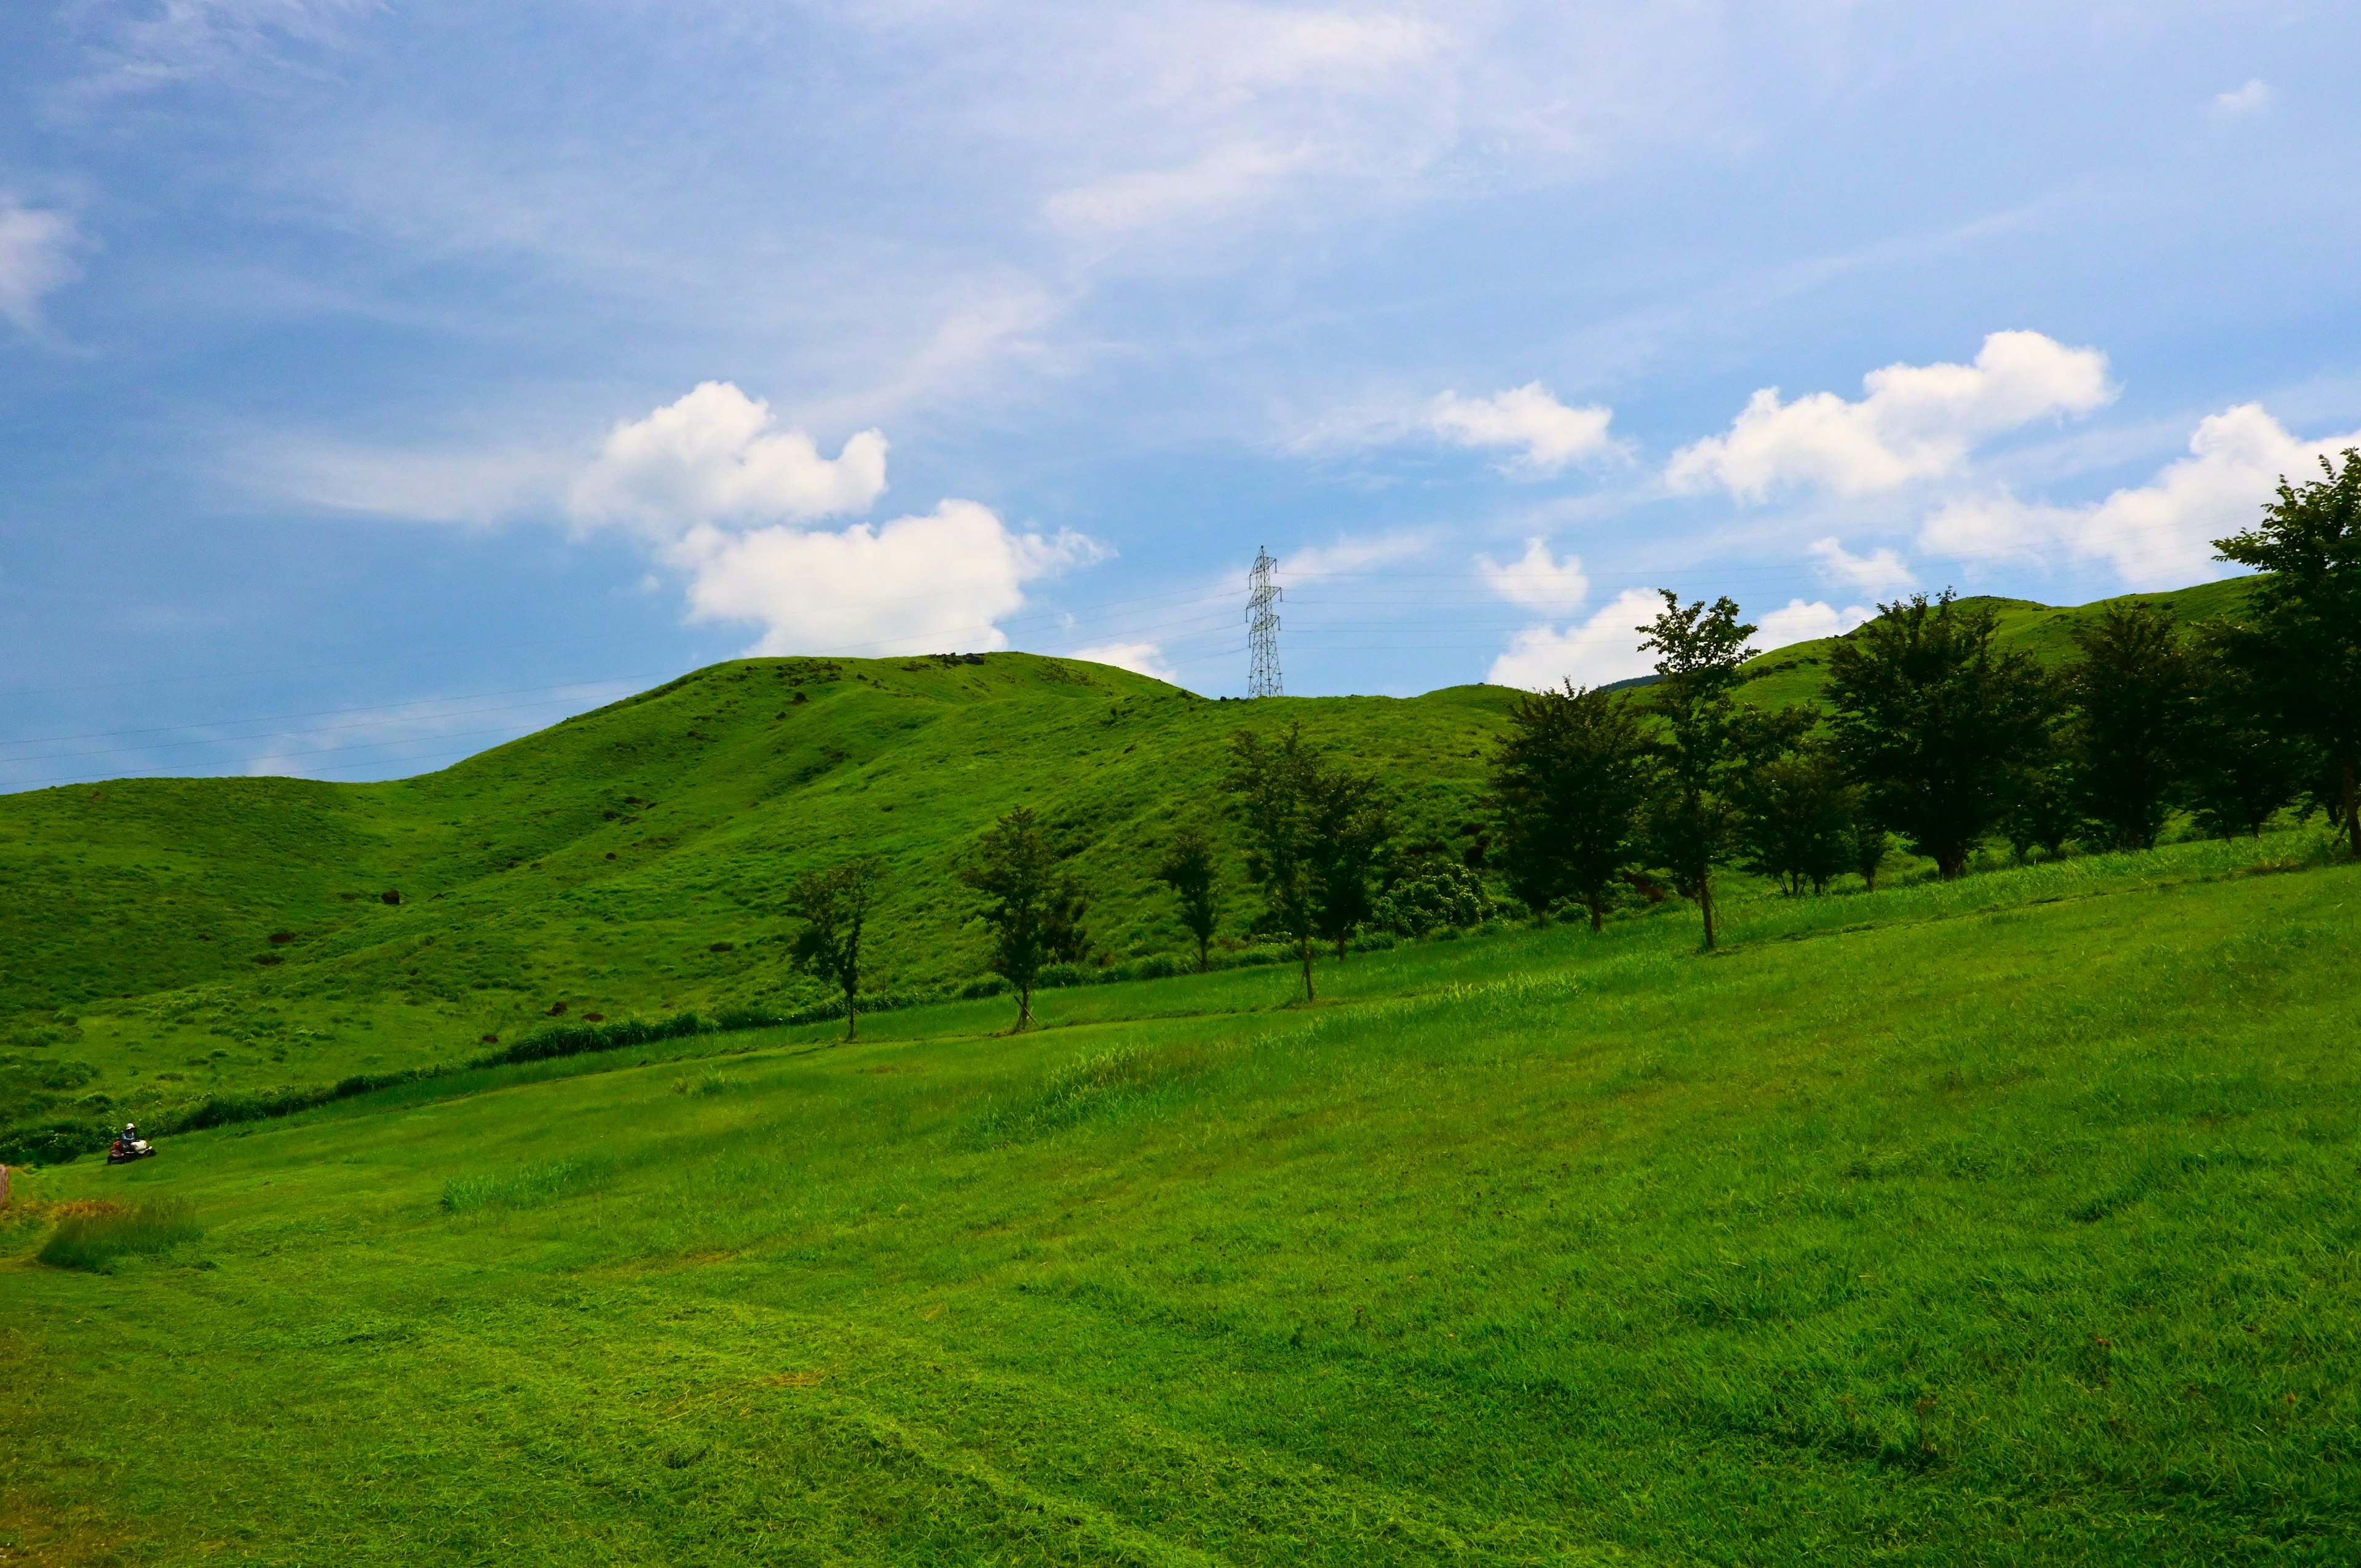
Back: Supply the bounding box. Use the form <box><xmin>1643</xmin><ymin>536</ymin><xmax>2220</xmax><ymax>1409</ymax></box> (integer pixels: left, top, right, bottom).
<box><xmin>0</xmin><ymin>578</ymin><xmax>2263</xmax><ymax>1157</ymax></box>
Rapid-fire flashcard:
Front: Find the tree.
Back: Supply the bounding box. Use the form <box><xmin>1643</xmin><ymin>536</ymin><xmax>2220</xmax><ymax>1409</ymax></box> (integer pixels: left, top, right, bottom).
<box><xmin>1635</xmin><ymin>592</ymin><xmax>1786</xmax><ymax>949</ymax></box>
<box><xmin>1490</xmin><ymin>682</ymin><xmax>1652</xmax><ymax>931</ymax></box>
<box><xmin>1153</xmin><ymin>825</ymin><xmax>1224</xmax><ymax>973</ymax></box>
<box><xmin>1825</xmin><ymin>591</ymin><xmax>2057</xmax><ymax>879</ymax></box>
<box><xmin>1305</xmin><ymin>754</ymin><xmax>1394</xmax><ymax>960</ymax></box>
<box><xmin>2063</xmin><ymin>600</ymin><xmax>2194</xmax><ymax>851</ymax></box>
<box><xmin>1999</xmin><ymin>746</ymin><xmax>2078</xmax><ymax>864</ymax></box>
<box><xmin>2179</xmin><ymin>618</ymin><xmax>2304</xmax><ymax>838</ymax></box>
<box><xmin>1222</xmin><ymin>725</ymin><xmax>1390</xmax><ymax>996</ymax></box>
<box><xmin>1736</xmin><ymin>741</ymin><xmax>1855</xmax><ymax>896</ymax></box>
<box><xmin>1224</xmin><ymin>726</ymin><xmax>1323</xmax><ymax>998</ymax></box>
<box><xmin>785</xmin><ymin>855</ymin><xmax>884</xmax><ymax>1041</ymax></box>
<box><xmin>959</xmin><ymin>808</ymin><xmax>1090</xmax><ymax>1030</ymax></box>
<box><xmin>1849</xmin><ymin>816</ymin><xmax>1894</xmax><ymax>891</ymax></box>
<box><xmin>2213</xmin><ymin>447</ymin><xmax>2361</xmax><ymax>856</ymax></box>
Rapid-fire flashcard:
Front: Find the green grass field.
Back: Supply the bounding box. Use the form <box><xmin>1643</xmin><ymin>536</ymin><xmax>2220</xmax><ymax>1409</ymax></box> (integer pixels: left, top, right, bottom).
<box><xmin>7</xmin><ymin>825</ymin><xmax>2355</xmax><ymax>1565</ymax></box>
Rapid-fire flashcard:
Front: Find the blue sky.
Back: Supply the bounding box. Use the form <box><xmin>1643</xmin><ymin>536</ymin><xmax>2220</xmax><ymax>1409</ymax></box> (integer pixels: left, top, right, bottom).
<box><xmin>4</xmin><ymin>1</ymin><xmax>2359</xmax><ymax>788</ymax></box>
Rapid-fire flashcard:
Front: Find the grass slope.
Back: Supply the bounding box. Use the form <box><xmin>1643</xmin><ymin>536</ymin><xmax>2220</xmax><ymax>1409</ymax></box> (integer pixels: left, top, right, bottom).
<box><xmin>4</xmin><ymin>832</ymin><xmax>2355</xmax><ymax>1564</ymax></box>
<box><xmin>0</xmin><ymin>578</ymin><xmax>2264</xmax><ymax>1153</ymax></box>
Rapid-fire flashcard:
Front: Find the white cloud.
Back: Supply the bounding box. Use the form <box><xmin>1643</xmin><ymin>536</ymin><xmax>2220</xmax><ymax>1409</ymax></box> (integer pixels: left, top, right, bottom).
<box><xmin>1668</xmin><ymin>331</ymin><xmax>2116</xmax><ymax>500</ymax></box>
<box><xmin>668</xmin><ymin>500</ymin><xmax>1107</xmax><ymax>656</ymax></box>
<box><xmin>0</xmin><ymin>201</ymin><xmax>81</xmax><ymax>332</ymax></box>
<box><xmin>1919</xmin><ymin>403</ymin><xmax>2361</xmax><ymax>589</ymax></box>
<box><xmin>1476</xmin><ymin>537</ymin><xmax>1588</xmax><ymax>613</ymax></box>
<box><xmin>1808</xmin><ymin>536</ymin><xmax>1916</xmax><ymax>599</ymax></box>
<box><xmin>1431</xmin><ymin>384</ymin><xmax>1619</xmax><ymax>476</ymax></box>
<box><xmin>2212</xmin><ymin>79</ymin><xmax>2272</xmax><ymax>119</ymax></box>
<box><xmin>1069</xmin><ymin>640</ymin><xmax>1178</xmax><ymax>682</ymax></box>
<box><xmin>1754</xmin><ymin>598</ymin><xmax>1872</xmax><ymax>648</ymax></box>
<box><xmin>1487</xmin><ymin>588</ymin><xmax>1665</xmax><ymax>691</ymax></box>
<box><xmin>569</xmin><ymin>382</ymin><xmax>888</xmax><ymax>537</ymax></box>
<box><xmin>259</xmin><ymin>439</ymin><xmax>572</xmax><ymax>524</ymax></box>
<box><xmin>1278</xmin><ymin>530</ymin><xmax>1435</xmax><ymax>579</ymax></box>
<box><xmin>1039</xmin><ymin>9</ymin><xmax>1445</xmax><ymax>237</ymax></box>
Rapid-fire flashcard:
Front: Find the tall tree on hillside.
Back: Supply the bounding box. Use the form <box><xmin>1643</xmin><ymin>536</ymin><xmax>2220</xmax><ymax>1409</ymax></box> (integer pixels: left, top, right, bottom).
<box><xmin>2213</xmin><ymin>447</ymin><xmax>2361</xmax><ymax>856</ymax></box>
<box><xmin>2064</xmin><ymin>601</ymin><xmax>2195</xmax><ymax>851</ymax></box>
<box><xmin>1849</xmin><ymin>815</ymin><xmax>1894</xmax><ymax>891</ymax></box>
<box><xmin>785</xmin><ymin>855</ymin><xmax>884</xmax><ymax>1042</ymax></box>
<box><xmin>1225</xmin><ymin>725</ymin><xmax>1324</xmax><ymax>998</ymax></box>
<box><xmin>1825</xmin><ymin>592</ymin><xmax>2056</xmax><ymax>880</ymax></box>
<box><xmin>1491</xmin><ymin>682</ymin><xmax>1652</xmax><ymax>930</ymax></box>
<box><xmin>2178</xmin><ymin>618</ymin><xmax>2304</xmax><ymax>839</ymax></box>
<box><xmin>1636</xmin><ymin>593</ymin><xmax>1792</xmax><ymax>949</ymax></box>
<box><xmin>1999</xmin><ymin>744</ymin><xmax>2078</xmax><ymax>864</ymax></box>
<box><xmin>1224</xmin><ymin>725</ymin><xmax>1390</xmax><ymax>994</ymax></box>
<box><xmin>960</xmin><ymin>807</ymin><xmax>1090</xmax><ymax>1030</ymax></box>
<box><xmin>1153</xmin><ymin>825</ymin><xmax>1224</xmax><ymax>973</ymax></box>
<box><xmin>1736</xmin><ymin>741</ymin><xmax>1856</xmax><ymax>896</ymax></box>
<box><xmin>1305</xmin><ymin>757</ymin><xmax>1394</xmax><ymax>961</ymax></box>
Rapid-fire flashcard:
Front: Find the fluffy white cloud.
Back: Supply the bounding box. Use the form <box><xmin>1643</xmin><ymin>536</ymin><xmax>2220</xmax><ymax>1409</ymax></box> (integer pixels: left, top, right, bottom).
<box><xmin>1068</xmin><ymin>640</ymin><xmax>1178</xmax><ymax>682</ymax></box>
<box><xmin>1487</xmin><ymin>588</ymin><xmax>1664</xmax><ymax>691</ymax></box>
<box><xmin>1668</xmin><ymin>331</ymin><xmax>2116</xmax><ymax>500</ymax></box>
<box><xmin>0</xmin><ymin>201</ymin><xmax>81</xmax><ymax>332</ymax></box>
<box><xmin>668</xmin><ymin>500</ymin><xmax>1105</xmax><ymax>656</ymax></box>
<box><xmin>569</xmin><ymin>382</ymin><xmax>887</xmax><ymax>535</ymax></box>
<box><xmin>1431</xmin><ymin>384</ymin><xmax>1619</xmax><ymax>476</ymax></box>
<box><xmin>1809</xmin><ymin>536</ymin><xmax>1916</xmax><ymax>599</ymax></box>
<box><xmin>2212</xmin><ymin>79</ymin><xmax>2271</xmax><ymax>119</ymax></box>
<box><xmin>1476</xmin><ymin>537</ymin><xmax>1588</xmax><ymax>613</ymax></box>
<box><xmin>1754</xmin><ymin>598</ymin><xmax>1873</xmax><ymax>648</ymax></box>
<box><xmin>1920</xmin><ymin>404</ymin><xmax>2361</xmax><ymax>589</ymax></box>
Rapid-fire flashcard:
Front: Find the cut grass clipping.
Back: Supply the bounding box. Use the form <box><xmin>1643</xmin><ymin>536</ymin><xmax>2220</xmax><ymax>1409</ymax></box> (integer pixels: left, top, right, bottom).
<box><xmin>36</xmin><ymin>1199</ymin><xmax>202</xmax><ymax>1271</ymax></box>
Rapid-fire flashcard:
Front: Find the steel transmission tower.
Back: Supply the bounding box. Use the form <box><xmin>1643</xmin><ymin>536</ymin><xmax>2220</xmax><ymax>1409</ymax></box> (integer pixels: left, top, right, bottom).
<box><xmin>1246</xmin><ymin>546</ymin><xmax>1283</xmax><ymax>698</ymax></box>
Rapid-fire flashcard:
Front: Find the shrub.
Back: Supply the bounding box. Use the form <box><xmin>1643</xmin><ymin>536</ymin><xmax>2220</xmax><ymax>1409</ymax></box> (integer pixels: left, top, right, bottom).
<box><xmin>1375</xmin><ymin>861</ymin><xmax>1493</xmax><ymax>936</ymax></box>
<box><xmin>38</xmin><ymin>1200</ymin><xmax>202</xmax><ymax>1271</ymax></box>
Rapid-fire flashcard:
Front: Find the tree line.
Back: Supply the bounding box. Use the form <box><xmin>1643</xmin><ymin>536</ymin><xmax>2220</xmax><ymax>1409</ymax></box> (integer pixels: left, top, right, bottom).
<box><xmin>783</xmin><ymin>450</ymin><xmax>2361</xmax><ymax>1032</ymax></box>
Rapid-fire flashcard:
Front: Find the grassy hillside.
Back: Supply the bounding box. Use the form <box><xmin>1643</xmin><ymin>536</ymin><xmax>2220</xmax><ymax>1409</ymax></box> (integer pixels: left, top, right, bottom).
<box><xmin>1734</xmin><ymin>577</ymin><xmax>2258</xmax><ymax>711</ymax></box>
<box><xmin>0</xmin><ymin>578</ymin><xmax>2266</xmax><ymax>1155</ymax></box>
<box><xmin>4</xmin><ymin>830</ymin><xmax>2355</xmax><ymax>1564</ymax></box>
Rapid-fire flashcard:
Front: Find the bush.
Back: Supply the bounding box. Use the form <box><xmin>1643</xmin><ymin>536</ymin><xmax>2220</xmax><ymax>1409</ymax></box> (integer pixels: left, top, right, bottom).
<box><xmin>38</xmin><ymin>1200</ymin><xmax>202</xmax><ymax>1271</ymax></box>
<box><xmin>1375</xmin><ymin>862</ymin><xmax>1493</xmax><ymax>936</ymax></box>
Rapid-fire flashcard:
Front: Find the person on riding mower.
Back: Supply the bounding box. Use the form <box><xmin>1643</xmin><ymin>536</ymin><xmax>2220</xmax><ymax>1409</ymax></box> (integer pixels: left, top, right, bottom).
<box><xmin>120</xmin><ymin>1122</ymin><xmax>140</xmax><ymax>1148</ymax></box>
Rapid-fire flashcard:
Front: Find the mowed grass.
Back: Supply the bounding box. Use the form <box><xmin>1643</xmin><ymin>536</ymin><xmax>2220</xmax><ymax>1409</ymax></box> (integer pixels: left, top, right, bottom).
<box><xmin>4</xmin><ymin>845</ymin><xmax>2358</xmax><ymax>1566</ymax></box>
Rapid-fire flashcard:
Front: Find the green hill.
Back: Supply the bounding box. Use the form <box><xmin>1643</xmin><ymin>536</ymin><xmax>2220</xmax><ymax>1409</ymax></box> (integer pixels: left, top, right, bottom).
<box><xmin>4</xmin><ymin>831</ymin><xmax>2354</xmax><ymax>1564</ymax></box>
<box><xmin>0</xmin><ymin>578</ymin><xmax>2263</xmax><ymax>1157</ymax></box>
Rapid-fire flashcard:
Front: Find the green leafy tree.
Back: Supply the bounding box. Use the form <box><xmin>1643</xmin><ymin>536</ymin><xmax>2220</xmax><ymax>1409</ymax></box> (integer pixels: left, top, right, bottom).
<box><xmin>1153</xmin><ymin>825</ymin><xmax>1224</xmax><ymax>973</ymax></box>
<box><xmin>1635</xmin><ymin>593</ymin><xmax>1787</xmax><ymax>949</ymax></box>
<box><xmin>959</xmin><ymin>807</ymin><xmax>1089</xmax><ymax>1030</ymax></box>
<box><xmin>785</xmin><ymin>855</ymin><xmax>884</xmax><ymax>1041</ymax></box>
<box><xmin>1306</xmin><ymin>756</ymin><xmax>1394</xmax><ymax>961</ymax></box>
<box><xmin>1736</xmin><ymin>741</ymin><xmax>1855</xmax><ymax>896</ymax></box>
<box><xmin>2064</xmin><ymin>601</ymin><xmax>2194</xmax><ymax>851</ymax></box>
<box><xmin>1224</xmin><ymin>725</ymin><xmax>1323</xmax><ymax>998</ymax></box>
<box><xmin>2180</xmin><ymin>618</ymin><xmax>2304</xmax><ymax>838</ymax></box>
<box><xmin>1825</xmin><ymin>591</ymin><xmax>2057</xmax><ymax>880</ymax></box>
<box><xmin>2212</xmin><ymin>447</ymin><xmax>2361</xmax><ymax>856</ymax></box>
<box><xmin>1222</xmin><ymin>725</ymin><xmax>1388</xmax><ymax>995</ymax></box>
<box><xmin>2000</xmin><ymin>747</ymin><xmax>2078</xmax><ymax>864</ymax></box>
<box><xmin>1849</xmin><ymin>816</ymin><xmax>1894</xmax><ymax>891</ymax></box>
<box><xmin>1489</xmin><ymin>682</ymin><xmax>1652</xmax><ymax>931</ymax></box>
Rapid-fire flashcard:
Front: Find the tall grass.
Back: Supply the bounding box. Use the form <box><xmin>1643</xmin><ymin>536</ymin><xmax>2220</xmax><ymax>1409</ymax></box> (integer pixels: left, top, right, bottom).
<box><xmin>37</xmin><ymin>1199</ymin><xmax>202</xmax><ymax>1271</ymax></box>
